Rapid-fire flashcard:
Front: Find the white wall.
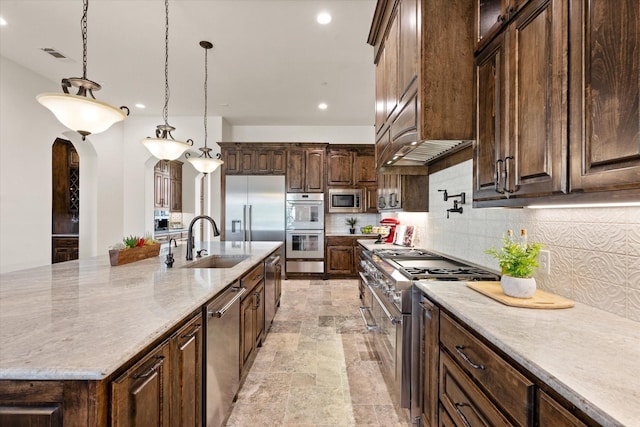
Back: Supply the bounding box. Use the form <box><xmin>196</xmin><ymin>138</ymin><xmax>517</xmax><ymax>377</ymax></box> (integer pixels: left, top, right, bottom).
<box><xmin>395</xmin><ymin>160</ymin><xmax>640</xmax><ymax>322</ymax></box>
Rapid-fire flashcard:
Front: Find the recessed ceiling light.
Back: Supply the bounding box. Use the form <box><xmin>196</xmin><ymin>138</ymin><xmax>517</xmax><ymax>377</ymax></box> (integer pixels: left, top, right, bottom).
<box><xmin>317</xmin><ymin>12</ymin><xmax>332</xmax><ymax>25</ymax></box>
<box><xmin>135</xmin><ymin>103</ymin><xmax>146</xmax><ymax>109</ymax></box>
<box><xmin>0</xmin><ymin>17</ymin><xmax>7</xmax><ymax>26</ymax></box>
<box><xmin>318</xmin><ymin>103</ymin><xmax>328</xmax><ymax>110</ymax></box>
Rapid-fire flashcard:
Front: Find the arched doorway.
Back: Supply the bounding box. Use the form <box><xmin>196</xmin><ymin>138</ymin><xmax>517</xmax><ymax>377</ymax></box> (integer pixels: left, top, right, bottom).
<box><xmin>51</xmin><ymin>138</ymin><xmax>79</xmax><ymax>263</ymax></box>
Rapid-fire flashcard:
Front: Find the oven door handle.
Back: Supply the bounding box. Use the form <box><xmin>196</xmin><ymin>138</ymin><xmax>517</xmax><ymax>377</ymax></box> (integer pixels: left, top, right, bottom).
<box><xmin>369</xmin><ymin>285</ymin><xmax>402</xmax><ymax>325</ymax></box>
<box><xmin>358</xmin><ymin>307</ymin><xmax>377</xmax><ymax>330</ymax></box>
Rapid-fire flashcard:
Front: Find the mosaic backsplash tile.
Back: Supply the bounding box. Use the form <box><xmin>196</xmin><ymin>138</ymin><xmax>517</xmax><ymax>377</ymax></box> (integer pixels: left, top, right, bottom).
<box><xmin>396</xmin><ymin>160</ymin><xmax>640</xmax><ymax>322</ymax></box>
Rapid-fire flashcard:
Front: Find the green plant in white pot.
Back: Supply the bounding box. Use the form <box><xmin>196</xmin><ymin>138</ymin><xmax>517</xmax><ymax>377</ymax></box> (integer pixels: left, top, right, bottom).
<box><xmin>485</xmin><ymin>230</ymin><xmax>544</xmax><ymax>298</ymax></box>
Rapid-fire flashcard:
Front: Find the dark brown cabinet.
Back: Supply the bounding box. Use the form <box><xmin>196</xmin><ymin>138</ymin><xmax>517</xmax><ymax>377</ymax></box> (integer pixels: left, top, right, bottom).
<box><xmin>419</xmin><ymin>296</ymin><xmax>439</xmax><ymax>427</ymax></box>
<box><xmin>52</xmin><ymin>237</ymin><xmax>78</xmax><ymax>264</ymax></box>
<box><xmin>377</xmin><ymin>171</ymin><xmax>429</xmax><ymax>212</ymax></box>
<box><xmin>369</xmin><ymin>0</ymin><xmax>474</xmax><ymax>168</ymax></box>
<box><xmin>474</xmin><ymin>0</ymin><xmax>532</xmax><ymax>50</ymax></box>
<box><xmin>286</xmin><ymin>146</ymin><xmax>326</xmax><ymax>193</ymax></box>
<box><xmin>327</xmin><ymin>145</ymin><xmax>376</xmax><ymax>187</ymax></box>
<box><xmin>568</xmin><ymin>0</ymin><xmax>640</xmax><ymax>195</ymax></box>
<box><xmin>154</xmin><ymin>160</ymin><xmax>182</xmax><ymax>211</ymax></box>
<box><xmin>111</xmin><ymin>340</ymin><xmax>172</xmax><ymax>427</ymax></box>
<box><xmin>538</xmin><ymin>390</ymin><xmax>587</xmax><ymax>427</ymax></box>
<box><xmin>170</xmin><ymin>313</ymin><xmax>202</xmax><ymax>427</ymax></box>
<box><xmin>474</xmin><ymin>0</ymin><xmax>640</xmax><ymax>206</ymax></box>
<box><xmin>474</xmin><ymin>0</ymin><xmax>568</xmax><ymax>204</ymax></box>
<box><xmin>220</xmin><ymin>143</ymin><xmax>287</xmax><ymax>175</ymax></box>
<box><xmin>325</xmin><ymin>236</ymin><xmax>362</xmax><ymax>278</ymax></box>
<box><xmin>239</xmin><ymin>264</ymin><xmax>266</xmax><ymax>377</ymax></box>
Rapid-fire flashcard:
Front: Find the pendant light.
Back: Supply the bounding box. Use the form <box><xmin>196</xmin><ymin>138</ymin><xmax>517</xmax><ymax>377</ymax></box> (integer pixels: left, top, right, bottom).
<box><xmin>186</xmin><ymin>41</ymin><xmax>224</xmax><ymax>174</ymax></box>
<box><xmin>140</xmin><ymin>0</ymin><xmax>193</xmax><ymax>161</ymax></box>
<box><xmin>36</xmin><ymin>0</ymin><xmax>128</xmax><ymax>140</ymax></box>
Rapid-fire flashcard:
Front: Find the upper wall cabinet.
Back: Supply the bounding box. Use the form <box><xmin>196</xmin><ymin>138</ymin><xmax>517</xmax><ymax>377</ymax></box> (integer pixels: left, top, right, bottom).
<box><xmin>326</xmin><ymin>145</ymin><xmax>376</xmax><ymax>187</ymax></box>
<box><xmin>286</xmin><ymin>145</ymin><xmax>327</xmax><ymax>193</ymax></box>
<box><xmin>568</xmin><ymin>0</ymin><xmax>640</xmax><ymax>195</ymax></box>
<box><xmin>475</xmin><ymin>0</ymin><xmax>532</xmax><ymax>51</ymax></box>
<box><xmin>473</xmin><ymin>0</ymin><xmax>639</xmax><ymax>207</ymax></box>
<box><xmin>219</xmin><ymin>143</ymin><xmax>286</xmax><ymax>175</ymax></box>
<box><xmin>369</xmin><ymin>0</ymin><xmax>475</xmax><ymax>168</ymax></box>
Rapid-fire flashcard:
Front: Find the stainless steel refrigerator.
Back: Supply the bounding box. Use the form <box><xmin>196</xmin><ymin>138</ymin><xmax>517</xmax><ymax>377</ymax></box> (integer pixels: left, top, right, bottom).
<box><xmin>224</xmin><ymin>176</ymin><xmax>285</xmax><ymax>242</ymax></box>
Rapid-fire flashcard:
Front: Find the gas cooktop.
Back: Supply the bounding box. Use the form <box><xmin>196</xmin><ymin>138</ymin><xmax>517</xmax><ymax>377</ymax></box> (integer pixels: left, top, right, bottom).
<box><xmin>373</xmin><ymin>248</ymin><xmax>500</xmax><ymax>281</ymax></box>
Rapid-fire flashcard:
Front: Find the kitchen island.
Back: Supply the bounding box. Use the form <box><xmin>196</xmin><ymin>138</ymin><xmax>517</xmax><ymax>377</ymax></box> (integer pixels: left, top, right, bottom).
<box><xmin>0</xmin><ymin>241</ymin><xmax>282</xmax><ymax>425</ymax></box>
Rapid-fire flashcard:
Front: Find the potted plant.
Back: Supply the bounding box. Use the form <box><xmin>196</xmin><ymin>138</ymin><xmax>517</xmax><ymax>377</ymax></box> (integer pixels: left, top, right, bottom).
<box><xmin>109</xmin><ymin>234</ymin><xmax>160</xmax><ymax>266</ymax></box>
<box><xmin>485</xmin><ymin>230</ymin><xmax>544</xmax><ymax>298</ymax></box>
<box><xmin>346</xmin><ymin>217</ymin><xmax>358</xmax><ymax>234</ymax></box>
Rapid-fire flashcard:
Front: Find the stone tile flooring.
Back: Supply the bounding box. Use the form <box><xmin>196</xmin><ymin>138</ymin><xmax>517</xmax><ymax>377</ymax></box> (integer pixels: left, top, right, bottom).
<box><xmin>226</xmin><ymin>279</ymin><xmax>413</xmax><ymax>426</ymax></box>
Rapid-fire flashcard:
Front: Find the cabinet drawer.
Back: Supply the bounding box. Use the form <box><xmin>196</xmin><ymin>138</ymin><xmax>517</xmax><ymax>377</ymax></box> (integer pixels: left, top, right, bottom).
<box><xmin>439</xmin><ymin>350</ymin><xmax>511</xmax><ymax>427</ymax></box>
<box><xmin>538</xmin><ymin>390</ymin><xmax>587</xmax><ymax>427</ymax></box>
<box><xmin>241</xmin><ymin>264</ymin><xmax>264</xmax><ymax>291</ymax></box>
<box><xmin>440</xmin><ymin>313</ymin><xmax>534</xmax><ymax>426</ymax></box>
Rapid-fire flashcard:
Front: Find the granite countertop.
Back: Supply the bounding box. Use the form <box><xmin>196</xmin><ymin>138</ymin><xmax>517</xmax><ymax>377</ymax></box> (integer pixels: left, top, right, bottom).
<box><xmin>414</xmin><ymin>280</ymin><xmax>640</xmax><ymax>427</ymax></box>
<box><xmin>0</xmin><ymin>241</ymin><xmax>281</xmax><ymax>381</ymax></box>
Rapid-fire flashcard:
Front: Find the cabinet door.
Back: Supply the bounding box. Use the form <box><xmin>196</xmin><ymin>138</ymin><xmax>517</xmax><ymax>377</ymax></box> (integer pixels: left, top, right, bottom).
<box><xmin>420</xmin><ymin>298</ymin><xmax>439</xmax><ymax>427</ymax></box>
<box><xmin>154</xmin><ymin>171</ymin><xmax>165</xmax><ymax>208</ymax></box>
<box><xmin>375</xmin><ymin>52</ymin><xmax>386</xmax><ymax>133</ymax></box>
<box><xmin>286</xmin><ymin>150</ymin><xmax>305</xmax><ymax>192</ymax></box>
<box><xmin>398</xmin><ymin>0</ymin><xmax>419</xmax><ymax>101</ymax></box>
<box><xmin>569</xmin><ymin>0</ymin><xmax>640</xmax><ymax>192</ymax></box>
<box><xmin>327</xmin><ymin>149</ymin><xmax>354</xmax><ymax>186</ymax></box>
<box><xmin>385</xmin><ymin>9</ymin><xmax>399</xmax><ymax>121</ymax></box>
<box><xmin>326</xmin><ymin>244</ymin><xmax>355</xmax><ymax>276</ymax></box>
<box><xmin>271</xmin><ymin>150</ymin><xmax>286</xmax><ymax>175</ymax></box>
<box><xmin>222</xmin><ymin>149</ymin><xmax>241</xmax><ymax>175</ymax></box>
<box><xmin>161</xmin><ymin>174</ymin><xmax>170</xmax><ymax>209</ymax></box>
<box><xmin>170</xmin><ymin>179</ymin><xmax>182</xmax><ymax>212</ymax></box>
<box><xmin>171</xmin><ymin>314</ymin><xmax>203</xmax><ymax>427</ymax></box>
<box><xmin>506</xmin><ymin>0</ymin><xmax>568</xmax><ymax>198</ymax></box>
<box><xmin>240</xmin><ymin>295</ymin><xmax>256</xmax><ymax>373</ymax></box>
<box><xmin>239</xmin><ymin>150</ymin><xmax>254</xmax><ymax>173</ymax></box>
<box><xmin>305</xmin><ymin>149</ymin><xmax>325</xmax><ymax>192</ymax></box>
<box><xmin>111</xmin><ymin>341</ymin><xmax>171</xmax><ymax>427</ymax></box>
<box><xmin>474</xmin><ymin>33</ymin><xmax>507</xmax><ymax>201</ymax></box>
<box><xmin>363</xmin><ymin>185</ymin><xmax>378</xmax><ymax>213</ymax></box>
<box><xmin>354</xmin><ymin>151</ymin><xmax>377</xmax><ymax>184</ymax></box>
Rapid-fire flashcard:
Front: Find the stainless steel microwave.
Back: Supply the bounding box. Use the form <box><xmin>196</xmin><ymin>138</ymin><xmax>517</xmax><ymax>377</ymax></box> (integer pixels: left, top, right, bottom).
<box><xmin>328</xmin><ymin>188</ymin><xmax>363</xmax><ymax>213</ymax></box>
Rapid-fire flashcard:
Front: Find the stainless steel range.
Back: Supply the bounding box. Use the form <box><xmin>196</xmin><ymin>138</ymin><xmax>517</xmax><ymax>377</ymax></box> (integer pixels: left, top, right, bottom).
<box><xmin>358</xmin><ymin>246</ymin><xmax>499</xmax><ymax>417</ymax></box>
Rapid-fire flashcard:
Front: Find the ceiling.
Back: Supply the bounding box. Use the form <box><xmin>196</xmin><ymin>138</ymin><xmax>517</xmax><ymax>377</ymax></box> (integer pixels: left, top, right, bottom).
<box><xmin>0</xmin><ymin>0</ymin><xmax>377</xmax><ymax>126</ymax></box>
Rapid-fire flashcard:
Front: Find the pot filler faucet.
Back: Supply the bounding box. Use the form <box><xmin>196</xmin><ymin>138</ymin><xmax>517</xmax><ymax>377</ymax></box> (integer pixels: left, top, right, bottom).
<box><xmin>186</xmin><ymin>215</ymin><xmax>220</xmax><ymax>260</ymax></box>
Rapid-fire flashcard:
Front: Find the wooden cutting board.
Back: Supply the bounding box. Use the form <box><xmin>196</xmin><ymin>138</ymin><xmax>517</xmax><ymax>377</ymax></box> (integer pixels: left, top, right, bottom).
<box><xmin>466</xmin><ymin>281</ymin><xmax>575</xmax><ymax>309</ymax></box>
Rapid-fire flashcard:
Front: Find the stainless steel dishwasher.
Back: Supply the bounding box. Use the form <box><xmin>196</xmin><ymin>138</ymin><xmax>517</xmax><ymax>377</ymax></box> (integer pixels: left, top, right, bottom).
<box><xmin>205</xmin><ymin>282</ymin><xmax>247</xmax><ymax>427</ymax></box>
<box><xmin>264</xmin><ymin>252</ymin><xmax>282</xmax><ymax>332</ymax></box>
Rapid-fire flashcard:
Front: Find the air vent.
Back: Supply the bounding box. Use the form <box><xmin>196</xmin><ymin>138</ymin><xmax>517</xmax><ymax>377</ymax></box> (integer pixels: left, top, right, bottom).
<box><xmin>41</xmin><ymin>47</ymin><xmax>67</xmax><ymax>59</ymax></box>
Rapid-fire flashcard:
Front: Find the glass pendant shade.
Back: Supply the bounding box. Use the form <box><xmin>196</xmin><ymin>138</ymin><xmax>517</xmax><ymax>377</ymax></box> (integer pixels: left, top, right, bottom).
<box><xmin>187</xmin><ymin>151</ymin><xmax>224</xmax><ymax>173</ymax></box>
<box><xmin>37</xmin><ymin>93</ymin><xmax>127</xmax><ymax>137</ymax></box>
<box><xmin>141</xmin><ymin>137</ymin><xmax>192</xmax><ymax>161</ymax></box>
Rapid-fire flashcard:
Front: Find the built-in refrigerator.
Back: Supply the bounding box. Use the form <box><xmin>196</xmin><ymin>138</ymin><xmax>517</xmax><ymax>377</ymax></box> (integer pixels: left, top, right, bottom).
<box><xmin>224</xmin><ymin>176</ymin><xmax>286</xmax><ymax>242</ymax></box>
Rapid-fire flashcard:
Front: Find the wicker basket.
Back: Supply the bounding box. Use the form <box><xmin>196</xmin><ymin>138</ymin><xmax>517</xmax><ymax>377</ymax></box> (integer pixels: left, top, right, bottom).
<box><xmin>109</xmin><ymin>243</ymin><xmax>161</xmax><ymax>266</ymax></box>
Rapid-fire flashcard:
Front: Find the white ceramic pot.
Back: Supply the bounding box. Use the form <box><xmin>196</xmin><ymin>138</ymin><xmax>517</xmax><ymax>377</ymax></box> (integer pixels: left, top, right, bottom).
<box><xmin>501</xmin><ymin>275</ymin><xmax>536</xmax><ymax>298</ymax></box>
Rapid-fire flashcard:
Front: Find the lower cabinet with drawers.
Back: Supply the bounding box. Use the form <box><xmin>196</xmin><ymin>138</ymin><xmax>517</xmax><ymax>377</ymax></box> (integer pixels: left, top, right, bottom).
<box><xmin>417</xmin><ymin>294</ymin><xmax>598</xmax><ymax>427</ymax></box>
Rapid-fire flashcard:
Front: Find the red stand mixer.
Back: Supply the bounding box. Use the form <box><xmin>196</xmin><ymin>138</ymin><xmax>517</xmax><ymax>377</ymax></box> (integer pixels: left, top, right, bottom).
<box><xmin>376</xmin><ymin>218</ymin><xmax>401</xmax><ymax>243</ymax></box>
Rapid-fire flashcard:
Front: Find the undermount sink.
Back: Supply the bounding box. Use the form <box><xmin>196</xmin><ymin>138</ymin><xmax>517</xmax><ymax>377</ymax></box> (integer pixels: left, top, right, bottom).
<box><xmin>183</xmin><ymin>254</ymin><xmax>249</xmax><ymax>269</ymax></box>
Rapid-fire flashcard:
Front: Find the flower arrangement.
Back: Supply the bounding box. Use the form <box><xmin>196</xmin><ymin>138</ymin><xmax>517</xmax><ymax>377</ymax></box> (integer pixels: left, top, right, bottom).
<box><xmin>109</xmin><ymin>234</ymin><xmax>160</xmax><ymax>266</ymax></box>
<box><xmin>110</xmin><ymin>234</ymin><xmax>159</xmax><ymax>251</ymax></box>
<box><xmin>485</xmin><ymin>229</ymin><xmax>544</xmax><ymax>278</ymax></box>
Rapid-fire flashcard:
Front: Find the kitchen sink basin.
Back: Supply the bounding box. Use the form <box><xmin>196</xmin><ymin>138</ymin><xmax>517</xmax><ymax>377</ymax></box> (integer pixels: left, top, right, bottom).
<box><xmin>183</xmin><ymin>254</ymin><xmax>249</xmax><ymax>269</ymax></box>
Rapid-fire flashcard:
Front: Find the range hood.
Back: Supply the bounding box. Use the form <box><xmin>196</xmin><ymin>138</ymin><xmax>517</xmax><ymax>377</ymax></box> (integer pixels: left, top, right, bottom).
<box><xmin>385</xmin><ymin>140</ymin><xmax>473</xmax><ymax>166</ymax></box>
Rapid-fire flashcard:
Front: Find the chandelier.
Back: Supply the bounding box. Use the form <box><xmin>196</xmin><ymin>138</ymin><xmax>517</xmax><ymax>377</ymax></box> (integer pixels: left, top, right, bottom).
<box><xmin>36</xmin><ymin>0</ymin><xmax>128</xmax><ymax>140</ymax></box>
<box><xmin>140</xmin><ymin>0</ymin><xmax>192</xmax><ymax>161</ymax></box>
<box><xmin>186</xmin><ymin>41</ymin><xmax>224</xmax><ymax>174</ymax></box>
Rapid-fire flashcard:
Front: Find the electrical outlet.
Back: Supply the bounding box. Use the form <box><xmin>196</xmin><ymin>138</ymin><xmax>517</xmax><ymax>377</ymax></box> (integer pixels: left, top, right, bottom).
<box><xmin>539</xmin><ymin>250</ymin><xmax>551</xmax><ymax>275</ymax></box>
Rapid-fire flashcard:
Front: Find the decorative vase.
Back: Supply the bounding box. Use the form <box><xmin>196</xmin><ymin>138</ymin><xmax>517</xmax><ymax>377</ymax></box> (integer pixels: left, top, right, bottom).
<box><xmin>349</xmin><ymin>228</ymin><xmax>356</xmax><ymax>234</ymax></box>
<box><xmin>500</xmin><ymin>275</ymin><xmax>536</xmax><ymax>298</ymax></box>
<box><xmin>109</xmin><ymin>243</ymin><xmax>161</xmax><ymax>266</ymax></box>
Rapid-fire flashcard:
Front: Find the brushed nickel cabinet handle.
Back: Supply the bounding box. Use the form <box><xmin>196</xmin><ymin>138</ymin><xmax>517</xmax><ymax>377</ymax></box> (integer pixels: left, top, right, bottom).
<box><xmin>180</xmin><ymin>323</ymin><xmax>201</xmax><ymax>339</ymax></box>
<box><xmin>454</xmin><ymin>402</ymin><xmax>472</xmax><ymax>427</ymax></box>
<box><xmin>455</xmin><ymin>345</ymin><xmax>486</xmax><ymax>370</ymax></box>
<box><xmin>134</xmin><ymin>356</ymin><xmax>165</xmax><ymax>379</ymax></box>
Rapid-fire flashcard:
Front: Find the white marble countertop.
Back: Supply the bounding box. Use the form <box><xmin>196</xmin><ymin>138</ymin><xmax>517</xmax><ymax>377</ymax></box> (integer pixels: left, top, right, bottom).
<box><xmin>414</xmin><ymin>281</ymin><xmax>640</xmax><ymax>427</ymax></box>
<box><xmin>0</xmin><ymin>241</ymin><xmax>282</xmax><ymax>381</ymax></box>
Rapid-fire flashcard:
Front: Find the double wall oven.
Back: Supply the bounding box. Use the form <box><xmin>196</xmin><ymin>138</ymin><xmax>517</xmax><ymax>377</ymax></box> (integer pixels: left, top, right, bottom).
<box><xmin>358</xmin><ymin>246</ymin><xmax>500</xmax><ymax>419</ymax></box>
<box><xmin>285</xmin><ymin>193</ymin><xmax>325</xmax><ymax>273</ymax></box>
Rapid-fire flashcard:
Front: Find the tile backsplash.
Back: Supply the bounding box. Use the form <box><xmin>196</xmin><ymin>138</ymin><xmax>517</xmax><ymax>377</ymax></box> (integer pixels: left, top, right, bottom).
<box><xmin>396</xmin><ymin>160</ymin><xmax>640</xmax><ymax>322</ymax></box>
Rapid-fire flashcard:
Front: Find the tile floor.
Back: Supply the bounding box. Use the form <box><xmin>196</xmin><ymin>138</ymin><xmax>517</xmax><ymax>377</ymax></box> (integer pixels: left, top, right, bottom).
<box><xmin>226</xmin><ymin>279</ymin><xmax>414</xmax><ymax>426</ymax></box>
